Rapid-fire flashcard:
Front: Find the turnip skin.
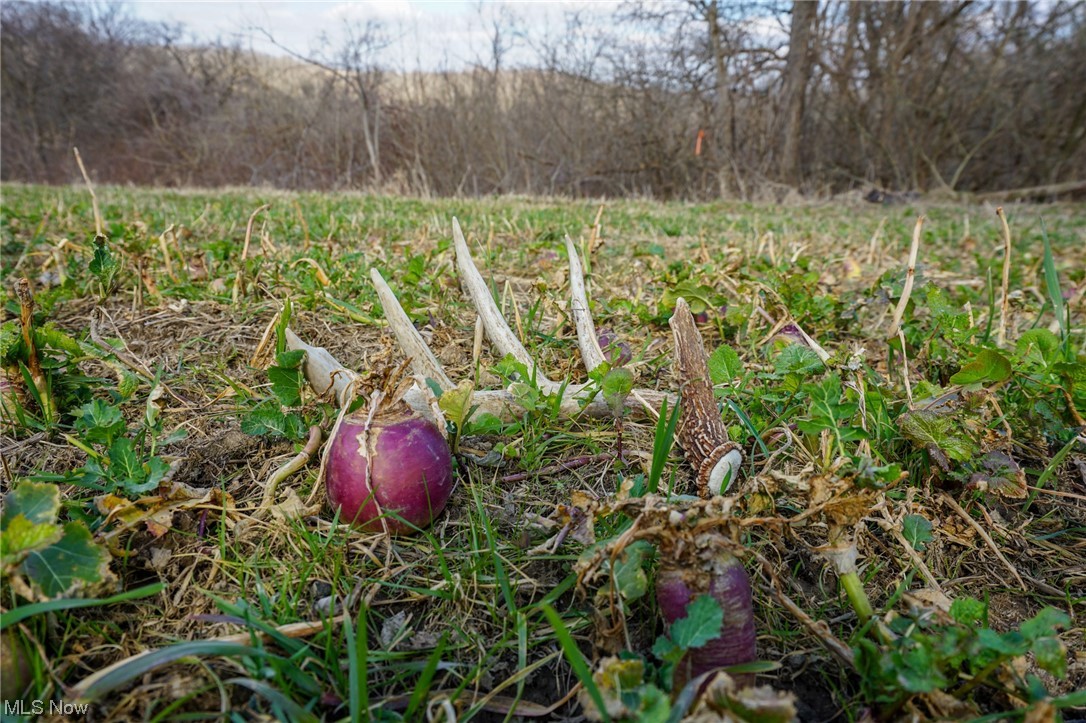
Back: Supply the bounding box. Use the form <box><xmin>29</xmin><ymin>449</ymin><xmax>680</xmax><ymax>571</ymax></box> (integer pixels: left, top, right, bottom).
<box><xmin>325</xmin><ymin>405</ymin><xmax>454</xmax><ymax>533</ymax></box>
<box><xmin>657</xmin><ymin>553</ymin><xmax>756</xmax><ymax>691</ymax></box>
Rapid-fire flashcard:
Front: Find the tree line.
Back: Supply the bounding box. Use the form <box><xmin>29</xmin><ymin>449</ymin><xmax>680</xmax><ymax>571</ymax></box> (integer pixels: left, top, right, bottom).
<box><xmin>2</xmin><ymin>1</ymin><xmax>1084</xmax><ymax>199</ymax></box>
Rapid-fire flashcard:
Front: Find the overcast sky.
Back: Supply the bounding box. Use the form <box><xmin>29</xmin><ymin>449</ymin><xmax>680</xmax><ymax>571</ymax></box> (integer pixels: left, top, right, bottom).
<box><xmin>124</xmin><ymin>1</ymin><xmax>623</xmax><ymax>70</ymax></box>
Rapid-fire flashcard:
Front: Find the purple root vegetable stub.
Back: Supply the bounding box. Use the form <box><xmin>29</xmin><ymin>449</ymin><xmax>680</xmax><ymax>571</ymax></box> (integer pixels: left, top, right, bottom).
<box><xmin>657</xmin><ymin>553</ymin><xmax>757</xmax><ymax>692</ymax></box>
<box><xmin>325</xmin><ymin>404</ymin><xmax>454</xmax><ymax>533</ymax></box>
<box><xmin>597</xmin><ymin>328</ymin><xmax>632</xmax><ymax>367</ymax></box>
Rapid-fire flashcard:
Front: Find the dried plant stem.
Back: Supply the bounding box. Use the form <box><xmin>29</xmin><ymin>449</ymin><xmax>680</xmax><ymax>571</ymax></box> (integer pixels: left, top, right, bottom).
<box><xmin>898</xmin><ymin>329</ymin><xmax>913</xmax><ymax>404</ymax></box>
<box><xmin>240</xmin><ymin>204</ymin><xmax>271</xmax><ymax>262</ymax></box>
<box><xmin>751</xmin><ymin>552</ymin><xmax>855</xmax><ymax>668</ymax></box>
<box><xmin>996</xmin><ymin>206</ymin><xmax>1012</xmax><ymax>346</ymax></box>
<box><xmin>866</xmin><ymin>217</ymin><xmax>886</xmax><ymax>265</ymax></box>
<box><xmin>877</xmin><ymin>509</ymin><xmax>944</xmax><ymax>593</ymax></box>
<box><xmin>501</xmin><ymin>452</ymin><xmax>616</xmax><ymax>483</ymax></box>
<box><xmin>939</xmin><ymin>493</ymin><xmax>1026</xmax><ymax>591</ymax></box>
<box><xmin>15</xmin><ymin>279</ymin><xmax>57</xmax><ymax>423</ymax></box>
<box><xmin>887</xmin><ymin>216</ymin><xmax>925</xmax><ymax>339</ymax></box>
<box><xmin>157</xmin><ymin>224</ymin><xmax>177</xmax><ymax>280</ymax></box>
<box><xmin>256</xmin><ymin>426</ymin><xmax>322</xmax><ymax>516</ymax></box>
<box><xmin>72</xmin><ymin>147</ymin><xmax>103</xmax><ymax>237</ymax></box>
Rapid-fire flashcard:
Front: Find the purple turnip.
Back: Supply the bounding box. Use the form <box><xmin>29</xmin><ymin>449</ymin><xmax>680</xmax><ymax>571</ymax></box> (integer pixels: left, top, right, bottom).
<box><xmin>597</xmin><ymin>328</ymin><xmax>632</xmax><ymax>367</ymax></box>
<box><xmin>324</xmin><ymin>400</ymin><xmax>454</xmax><ymax>534</ymax></box>
<box><xmin>657</xmin><ymin>549</ymin><xmax>757</xmax><ymax>691</ymax></box>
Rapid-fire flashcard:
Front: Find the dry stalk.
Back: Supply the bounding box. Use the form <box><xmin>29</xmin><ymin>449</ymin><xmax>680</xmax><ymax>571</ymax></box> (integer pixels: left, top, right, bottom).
<box><xmin>72</xmin><ymin>147</ymin><xmax>103</xmax><ymax>237</ymax></box>
<box><xmin>996</xmin><ymin>206</ymin><xmax>1012</xmax><ymax>346</ymax></box>
<box><xmin>898</xmin><ymin>329</ymin><xmax>913</xmax><ymax>404</ymax></box>
<box><xmin>887</xmin><ymin>216</ymin><xmax>925</xmax><ymax>339</ymax></box>
<box><xmin>240</xmin><ymin>204</ymin><xmax>271</xmax><ymax>262</ymax></box>
<box><xmin>157</xmin><ymin>224</ymin><xmax>177</xmax><ymax>281</ymax></box>
<box><xmin>866</xmin><ymin>217</ymin><xmax>886</xmax><ymax>266</ymax></box>
<box><xmin>939</xmin><ymin>493</ymin><xmax>1026</xmax><ymax>591</ymax></box>
<box><xmin>256</xmin><ymin>425</ymin><xmax>322</xmax><ymax>517</ymax></box>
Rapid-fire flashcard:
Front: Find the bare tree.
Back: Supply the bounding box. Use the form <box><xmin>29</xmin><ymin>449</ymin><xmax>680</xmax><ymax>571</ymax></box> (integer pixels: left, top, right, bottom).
<box><xmin>780</xmin><ymin>0</ymin><xmax>817</xmax><ymax>186</ymax></box>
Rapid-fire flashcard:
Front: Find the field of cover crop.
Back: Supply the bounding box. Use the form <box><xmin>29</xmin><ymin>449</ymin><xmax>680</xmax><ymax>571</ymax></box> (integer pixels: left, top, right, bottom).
<box><xmin>1</xmin><ymin>183</ymin><xmax>1083</xmax><ymax>722</ymax></box>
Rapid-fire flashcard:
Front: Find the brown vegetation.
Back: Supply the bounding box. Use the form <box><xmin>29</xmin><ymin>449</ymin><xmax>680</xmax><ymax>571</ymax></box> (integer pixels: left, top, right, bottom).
<box><xmin>2</xmin><ymin>1</ymin><xmax>1084</xmax><ymax>198</ymax></box>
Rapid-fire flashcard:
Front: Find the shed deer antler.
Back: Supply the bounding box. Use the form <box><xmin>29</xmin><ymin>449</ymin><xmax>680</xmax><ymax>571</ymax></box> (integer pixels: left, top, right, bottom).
<box><xmin>284</xmin><ymin>217</ymin><xmax>743</xmax><ymax>495</ymax></box>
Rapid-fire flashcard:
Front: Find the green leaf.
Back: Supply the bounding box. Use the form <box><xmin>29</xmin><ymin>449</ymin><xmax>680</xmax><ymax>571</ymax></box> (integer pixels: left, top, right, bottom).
<box><xmin>949</xmin><ymin>598</ymin><xmax>986</xmax><ymax>626</ymax></box>
<box><xmin>1019</xmin><ymin>607</ymin><xmax>1071</xmax><ymax>642</ymax></box>
<box><xmin>1033</xmin><ymin>637</ymin><xmax>1067</xmax><ymax>678</ymax></box>
<box><xmin>708</xmin><ymin>345</ymin><xmax>743</xmax><ymax>385</ymax></box>
<box><xmin>438</xmin><ymin>380</ymin><xmax>475</xmax><ymax>430</ymax></box>
<box><xmin>1040</xmin><ymin>223</ymin><xmax>1066</xmax><ymax>338</ymax></box>
<box><xmin>651</xmin><ymin>634</ymin><xmax>680</xmax><ymax>664</ymax></box>
<box><xmin>1016</xmin><ymin>329</ymin><xmax>1061</xmax><ymax>362</ymax></box>
<box><xmin>898</xmin><ymin>409</ymin><xmax>978</xmax><ymax>462</ymax></box>
<box><xmin>275</xmin><ymin>349</ymin><xmax>306</xmax><ymax>369</ymax></box>
<box><xmin>977</xmin><ymin>628</ymin><xmax>1027</xmax><ymax>656</ymax></box>
<box><xmin>950</xmin><ymin>349</ymin><xmax>1012</xmax><ymax>385</ymax></box>
<box><xmin>268</xmin><ymin>365</ymin><xmax>304</xmax><ymax>407</ymax></box>
<box><xmin>21</xmin><ymin>522</ymin><xmax>111</xmax><ymax>599</ymax></box>
<box><xmin>662</xmin><ymin>282</ymin><xmax>717</xmax><ymax>313</ymax></box>
<box><xmin>74</xmin><ymin>400</ymin><xmax>127</xmax><ymax>445</ymax></box>
<box><xmin>602</xmin><ymin>368</ymin><xmax>633</xmax><ymax>416</ymax></box>
<box><xmin>799</xmin><ymin>374</ymin><xmax>865</xmax><ymax>441</ymax></box>
<box><xmin>895</xmin><ymin>643</ymin><xmax>945</xmax><ymax>692</ymax></box>
<box><xmin>612</xmin><ymin>541</ymin><xmax>652</xmax><ymax>601</ymax></box>
<box><xmin>107</xmin><ymin>438</ymin><xmax>158</xmax><ymax>494</ymax></box>
<box><xmin>241</xmin><ymin>406</ymin><xmax>306</xmax><ymax>439</ymax></box>
<box><xmin>1</xmin><ymin>515</ymin><xmax>63</xmax><ymax>565</ymax></box>
<box><xmin>1052</xmin><ymin>360</ymin><xmax>1086</xmax><ymax>385</ymax></box>
<box><xmin>0</xmin><ymin>320</ymin><xmax>21</xmax><ymax>364</ymax></box>
<box><xmin>89</xmin><ymin>236</ymin><xmax>119</xmax><ymax>278</ymax></box>
<box><xmin>774</xmin><ymin>344</ymin><xmax>824</xmax><ymax>376</ymax></box>
<box><xmin>2</xmin><ymin>481</ymin><xmax>61</xmax><ymax>529</ymax></box>
<box><xmin>901</xmin><ymin>514</ymin><xmax>933</xmax><ymax>552</ymax></box>
<box><xmin>636</xmin><ymin>686</ymin><xmax>671</xmax><ymax>723</ymax></box>
<box><xmin>670</xmin><ymin>594</ymin><xmax>723</xmax><ymax>650</ymax></box>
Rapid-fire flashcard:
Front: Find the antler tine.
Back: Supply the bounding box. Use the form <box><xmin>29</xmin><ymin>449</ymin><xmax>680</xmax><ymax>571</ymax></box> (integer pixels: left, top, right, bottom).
<box><xmin>452</xmin><ymin>217</ymin><xmax>563</xmax><ymax>395</ymax></box>
<box><xmin>669</xmin><ymin>298</ymin><xmax>743</xmax><ymax>496</ymax></box>
<box><xmin>284</xmin><ymin>328</ymin><xmax>359</xmax><ymax>407</ymax></box>
<box><xmin>565</xmin><ymin>234</ymin><xmax>607</xmax><ymax>372</ymax></box>
<box><xmin>370</xmin><ymin>268</ymin><xmax>455</xmax><ymax>390</ymax></box>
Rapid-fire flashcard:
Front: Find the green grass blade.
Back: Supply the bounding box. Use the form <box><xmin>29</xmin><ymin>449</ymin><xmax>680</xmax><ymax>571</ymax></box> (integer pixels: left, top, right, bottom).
<box><xmin>541</xmin><ymin>604</ymin><xmax>609</xmax><ymax>723</ymax></box>
<box><xmin>404</xmin><ymin>632</ymin><xmax>448</xmax><ymax>720</ymax></box>
<box><xmin>725</xmin><ymin>399</ymin><xmax>769</xmax><ymax>457</ymax></box>
<box><xmin>474</xmin><ymin>483</ymin><xmax>515</xmax><ymax>615</ymax></box>
<box><xmin>73</xmin><ymin>641</ymin><xmax>271</xmax><ymax>703</ymax></box>
<box><xmin>0</xmin><ymin>582</ymin><xmax>164</xmax><ymax>629</ymax></box>
<box><xmin>1025</xmin><ymin>434</ymin><xmax>1080</xmax><ymax>511</ymax></box>
<box><xmin>648</xmin><ymin>398</ymin><xmax>680</xmax><ymax>494</ymax></box>
<box><xmin>1040</xmin><ymin>221</ymin><xmax>1067</xmax><ymax>340</ymax></box>
<box><xmin>225</xmin><ymin>678</ymin><xmax>319</xmax><ymax>723</ymax></box>
<box><xmin>344</xmin><ymin>607</ymin><xmax>369</xmax><ymax>723</ymax></box>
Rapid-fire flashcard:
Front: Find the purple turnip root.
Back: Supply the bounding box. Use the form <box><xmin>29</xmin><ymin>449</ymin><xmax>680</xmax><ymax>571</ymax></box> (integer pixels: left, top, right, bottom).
<box><xmin>657</xmin><ymin>541</ymin><xmax>757</xmax><ymax>692</ymax></box>
<box><xmin>324</xmin><ymin>400</ymin><xmax>454</xmax><ymax>533</ymax></box>
<box><xmin>596</xmin><ymin>328</ymin><xmax>632</xmax><ymax>367</ymax></box>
